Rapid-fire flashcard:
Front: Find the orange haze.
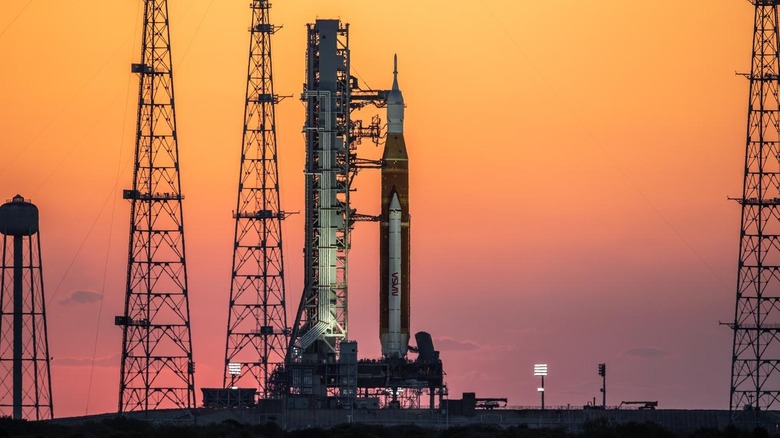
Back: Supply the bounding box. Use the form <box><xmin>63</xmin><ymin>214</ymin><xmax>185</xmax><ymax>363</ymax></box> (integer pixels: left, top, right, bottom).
<box><xmin>0</xmin><ymin>1</ymin><xmax>750</xmax><ymax>416</ymax></box>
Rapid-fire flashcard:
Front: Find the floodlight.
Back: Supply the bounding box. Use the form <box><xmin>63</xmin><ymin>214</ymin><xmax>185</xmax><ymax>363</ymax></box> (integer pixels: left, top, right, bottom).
<box><xmin>534</xmin><ymin>363</ymin><xmax>548</xmax><ymax>410</ymax></box>
<box><xmin>533</xmin><ymin>364</ymin><xmax>548</xmax><ymax>376</ymax></box>
<box><xmin>228</xmin><ymin>362</ymin><xmax>242</xmax><ymax>376</ymax></box>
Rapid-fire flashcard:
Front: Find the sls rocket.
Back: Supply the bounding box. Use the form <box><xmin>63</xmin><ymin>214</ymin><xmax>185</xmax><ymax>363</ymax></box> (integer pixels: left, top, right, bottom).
<box><xmin>380</xmin><ymin>55</ymin><xmax>410</xmax><ymax>359</ymax></box>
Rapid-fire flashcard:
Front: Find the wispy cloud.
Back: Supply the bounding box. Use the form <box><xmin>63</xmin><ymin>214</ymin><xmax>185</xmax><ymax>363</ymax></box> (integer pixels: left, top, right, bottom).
<box><xmin>59</xmin><ymin>290</ymin><xmax>102</xmax><ymax>305</ymax></box>
<box><xmin>623</xmin><ymin>347</ymin><xmax>671</xmax><ymax>359</ymax></box>
<box><xmin>435</xmin><ymin>337</ymin><xmax>480</xmax><ymax>351</ymax></box>
<box><xmin>53</xmin><ymin>353</ymin><xmax>120</xmax><ymax>368</ymax></box>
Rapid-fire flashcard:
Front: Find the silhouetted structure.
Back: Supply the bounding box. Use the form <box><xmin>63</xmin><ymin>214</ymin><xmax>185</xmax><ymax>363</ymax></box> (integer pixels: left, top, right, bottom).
<box><xmin>288</xmin><ymin>20</ymin><xmax>355</xmax><ymax>379</ymax></box>
<box><xmin>284</xmin><ymin>21</ymin><xmax>444</xmax><ymax>409</ymax></box>
<box><xmin>729</xmin><ymin>0</ymin><xmax>780</xmax><ymax>420</ymax></box>
<box><xmin>222</xmin><ymin>0</ymin><xmax>289</xmax><ymax>398</ymax></box>
<box><xmin>0</xmin><ymin>195</ymin><xmax>53</xmax><ymax>420</ymax></box>
<box><xmin>286</xmin><ymin>19</ymin><xmax>387</xmax><ymax>402</ymax></box>
<box><xmin>116</xmin><ymin>0</ymin><xmax>195</xmax><ymax>412</ymax></box>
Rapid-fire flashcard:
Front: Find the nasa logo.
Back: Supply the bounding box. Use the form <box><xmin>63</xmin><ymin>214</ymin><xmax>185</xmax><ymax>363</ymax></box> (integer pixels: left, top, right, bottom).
<box><xmin>391</xmin><ymin>272</ymin><xmax>399</xmax><ymax>296</ymax></box>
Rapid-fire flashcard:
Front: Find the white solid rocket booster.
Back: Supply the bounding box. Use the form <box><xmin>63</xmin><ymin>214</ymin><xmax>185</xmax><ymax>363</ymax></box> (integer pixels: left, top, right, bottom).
<box><xmin>387</xmin><ymin>192</ymin><xmax>403</xmax><ymax>357</ymax></box>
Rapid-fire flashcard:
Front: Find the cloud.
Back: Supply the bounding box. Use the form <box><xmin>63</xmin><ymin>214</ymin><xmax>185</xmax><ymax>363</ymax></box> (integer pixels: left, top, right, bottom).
<box><xmin>431</xmin><ymin>337</ymin><xmax>516</xmax><ymax>354</ymax></box>
<box><xmin>53</xmin><ymin>353</ymin><xmax>120</xmax><ymax>368</ymax></box>
<box><xmin>504</xmin><ymin>327</ymin><xmax>553</xmax><ymax>339</ymax></box>
<box><xmin>455</xmin><ymin>369</ymin><xmax>491</xmax><ymax>380</ymax></box>
<box><xmin>435</xmin><ymin>337</ymin><xmax>480</xmax><ymax>351</ymax></box>
<box><xmin>59</xmin><ymin>290</ymin><xmax>102</xmax><ymax>305</ymax></box>
<box><xmin>623</xmin><ymin>347</ymin><xmax>671</xmax><ymax>359</ymax></box>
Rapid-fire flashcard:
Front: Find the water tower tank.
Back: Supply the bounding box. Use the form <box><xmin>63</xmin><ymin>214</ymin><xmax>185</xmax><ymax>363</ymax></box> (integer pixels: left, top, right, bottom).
<box><xmin>0</xmin><ymin>195</ymin><xmax>39</xmax><ymax>236</ymax></box>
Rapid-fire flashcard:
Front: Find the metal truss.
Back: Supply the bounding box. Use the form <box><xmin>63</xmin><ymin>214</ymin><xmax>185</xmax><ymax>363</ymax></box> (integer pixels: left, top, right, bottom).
<box><xmin>730</xmin><ymin>0</ymin><xmax>780</xmax><ymax>418</ymax></box>
<box><xmin>288</xmin><ymin>20</ymin><xmax>352</xmax><ymax>384</ymax></box>
<box><xmin>222</xmin><ymin>0</ymin><xmax>289</xmax><ymax>399</ymax></box>
<box><xmin>285</xmin><ymin>20</ymin><xmax>396</xmax><ymax>399</ymax></box>
<box><xmin>116</xmin><ymin>0</ymin><xmax>195</xmax><ymax>412</ymax></box>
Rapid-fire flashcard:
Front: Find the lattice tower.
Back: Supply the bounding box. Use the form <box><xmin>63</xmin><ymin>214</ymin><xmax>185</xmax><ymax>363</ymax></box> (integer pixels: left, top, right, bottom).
<box><xmin>730</xmin><ymin>0</ymin><xmax>780</xmax><ymax>417</ymax></box>
<box><xmin>222</xmin><ymin>0</ymin><xmax>289</xmax><ymax>398</ymax></box>
<box><xmin>116</xmin><ymin>0</ymin><xmax>195</xmax><ymax>412</ymax></box>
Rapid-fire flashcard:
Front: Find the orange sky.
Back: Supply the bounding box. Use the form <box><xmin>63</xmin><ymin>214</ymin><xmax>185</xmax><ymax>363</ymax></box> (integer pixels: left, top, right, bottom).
<box><xmin>0</xmin><ymin>1</ymin><xmax>752</xmax><ymax>416</ymax></box>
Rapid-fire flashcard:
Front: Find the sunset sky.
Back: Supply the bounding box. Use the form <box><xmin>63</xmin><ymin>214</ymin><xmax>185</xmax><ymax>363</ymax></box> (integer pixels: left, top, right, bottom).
<box><xmin>0</xmin><ymin>1</ymin><xmax>753</xmax><ymax>416</ymax></box>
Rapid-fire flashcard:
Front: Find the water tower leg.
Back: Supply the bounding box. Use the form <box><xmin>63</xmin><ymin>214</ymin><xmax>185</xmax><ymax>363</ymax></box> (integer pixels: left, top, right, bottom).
<box><xmin>13</xmin><ymin>235</ymin><xmax>22</xmax><ymax>420</ymax></box>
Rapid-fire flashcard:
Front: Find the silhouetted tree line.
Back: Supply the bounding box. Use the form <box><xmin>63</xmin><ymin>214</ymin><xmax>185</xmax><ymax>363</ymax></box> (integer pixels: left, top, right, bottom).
<box><xmin>0</xmin><ymin>416</ymin><xmax>774</xmax><ymax>438</ymax></box>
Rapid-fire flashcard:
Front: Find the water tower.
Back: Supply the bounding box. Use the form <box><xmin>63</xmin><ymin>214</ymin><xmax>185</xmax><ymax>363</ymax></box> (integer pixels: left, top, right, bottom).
<box><xmin>0</xmin><ymin>195</ymin><xmax>53</xmax><ymax>420</ymax></box>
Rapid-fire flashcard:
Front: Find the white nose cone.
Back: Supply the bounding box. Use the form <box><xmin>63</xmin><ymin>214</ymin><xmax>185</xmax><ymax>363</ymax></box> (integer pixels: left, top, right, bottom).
<box><xmin>387</xmin><ymin>54</ymin><xmax>404</xmax><ymax>134</ymax></box>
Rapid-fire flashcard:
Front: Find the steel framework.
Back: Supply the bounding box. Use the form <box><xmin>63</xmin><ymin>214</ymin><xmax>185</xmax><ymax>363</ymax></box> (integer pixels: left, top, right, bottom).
<box><xmin>285</xmin><ymin>20</ymin><xmax>389</xmax><ymax>400</ymax></box>
<box><xmin>222</xmin><ymin>0</ymin><xmax>289</xmax><ymax>398</ymax></box>
<box><xmin>290</xmin><ymin>19</ymin><xmax>351</xmax><ymax>362</ymax></box>
<box><xmin>116</xmin><ymin>0</ymin><xmax>195</xmax><ymax>412</ymax></box>
<box><xmin>0</xmin><ymin>196</ymin><xmax>53</xmax><ymax>420</ymax></box>
<box><xmin>287</xmin><ymin>20</ymin><xmax>353</xmax><ymax>395</ymax></box>
<box><xmin>730</xmin><ymin>0</ymin><xmax>780</xmax><ymax>416</ymax></box>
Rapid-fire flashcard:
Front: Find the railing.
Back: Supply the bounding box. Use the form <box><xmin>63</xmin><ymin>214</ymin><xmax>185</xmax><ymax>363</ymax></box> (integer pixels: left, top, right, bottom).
<box><xmin>501</xmin><ymin>404</ymin><xmax>645</xmax><ymax>411</ymax></box>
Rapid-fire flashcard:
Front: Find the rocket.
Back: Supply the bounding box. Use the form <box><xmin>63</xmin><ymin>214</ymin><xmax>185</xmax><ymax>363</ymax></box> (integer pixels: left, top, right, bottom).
<box><xmin>380</xmin><ymin>55</ymin><xmax>410</xmax><ymax>359</ymax></box>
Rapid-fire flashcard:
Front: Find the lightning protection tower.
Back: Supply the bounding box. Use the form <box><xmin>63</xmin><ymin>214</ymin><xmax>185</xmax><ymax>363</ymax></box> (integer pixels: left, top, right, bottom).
<box><xmin>116</xmin><ymin>0</ymin><xmax>195</xmax><ymax>412</ymax></box>
<box><xmin>222</xmin><ymin>0</ymin><xmax>289</xmax><ymax>398</ymax></box>
<box><xmin>0</xmin><ymin>195</ymin><xmax>53</xmax><ymax>420</ymax></box>
<box><xmin>730</xmin><ymin>0</ymin><xmax>780</xmax><ymax>418</ymax></box>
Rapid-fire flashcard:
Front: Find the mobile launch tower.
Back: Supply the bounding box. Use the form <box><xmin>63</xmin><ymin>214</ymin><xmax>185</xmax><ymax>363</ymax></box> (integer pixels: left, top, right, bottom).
<box><xmin>286</xmin><ymin>20</ymin><xmax>443</xmax><ymax>408</ymax></box>
<box><xmin>287</xmin><ymin>19</ymin><xmax>360</xmax><ymax>397</ymax></box>
<box><xmin>116</xmin><ymin>0</ymin><xmax>196</xmax><ymax>412</ymax></box>
<box><xmin>729</xmin><ymin>0</ymin><xmax>780</xmax><ymax>420</ymax></box>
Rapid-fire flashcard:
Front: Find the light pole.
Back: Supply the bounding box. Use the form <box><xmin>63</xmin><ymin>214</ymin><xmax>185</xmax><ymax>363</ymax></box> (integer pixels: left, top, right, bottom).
<box><xmin>534</xmin><ymin>364</ymin><xmax>548</xmax><ymax>410</ymax></box>
<box><xmin>598</xmin><ymin>363</ymin><xmax>606</xmax><ymax>409</ymax></box>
